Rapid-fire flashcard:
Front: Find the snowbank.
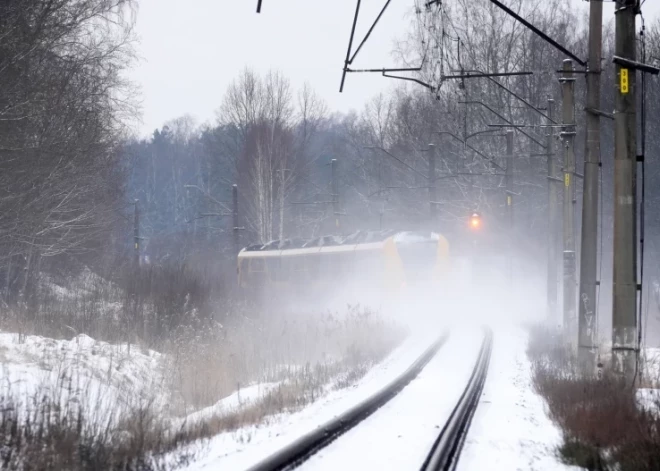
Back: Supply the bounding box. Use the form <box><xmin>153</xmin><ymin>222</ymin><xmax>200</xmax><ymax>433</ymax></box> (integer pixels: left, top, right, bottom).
<box><xmin>0</xmin><ymin>331</ymin><xmax>165</xmax><ymax>417</ymax></box>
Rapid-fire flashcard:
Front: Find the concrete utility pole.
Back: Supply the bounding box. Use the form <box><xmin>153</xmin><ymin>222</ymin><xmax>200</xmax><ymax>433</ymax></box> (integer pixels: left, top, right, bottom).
<box><xmin>331</xmin><ymin>158</ymin><xmax>340</xmax><ymax>231</ymax></box>
<box><xmin>546</xmin><ymin>99</ymin><xmax>559</xmax><ymax>321</ymax></box>
<box><xmin>132</xmin><ymin>198</ymin><xmax>140</xmax><ymax>346</ymax></box>
<box><xmin>428</xmin><ymin>144</ymin><xmax>437</xmax><ymax>225</ymax></box>
<box><xmin>560</xmin><ymin>59</ymin><xmax>577</xmax><ymax>340</ymax></box>
<box><xmin>506</xmin><ymin>130</ymin><xmax>514</xmax><ymax>286</ymax></box>
<box><xmin>232</xmin><ymin>184</ymin><xmax>240</xmax><ymax>255</ymax></box>
<box><xmin>578</xmin><ymin>0</ymin><xmax>603</xmax><ymax>373</ymax></box>
<box><xmin>612</xmin><ymin>0</ymin><xmax>637</xmax><ymax>377</ymax></box>
<box><xmin>133</xmin><ymin>199</ymin><xmax>140</xmax><ymax>269</ymax></box>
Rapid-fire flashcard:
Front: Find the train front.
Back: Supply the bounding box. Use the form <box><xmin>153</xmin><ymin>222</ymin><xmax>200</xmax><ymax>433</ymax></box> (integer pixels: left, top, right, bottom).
<box><xmin>391</xmin><ymin>231</ymin><xmax>449</xmax><ymax>298</ymax></box>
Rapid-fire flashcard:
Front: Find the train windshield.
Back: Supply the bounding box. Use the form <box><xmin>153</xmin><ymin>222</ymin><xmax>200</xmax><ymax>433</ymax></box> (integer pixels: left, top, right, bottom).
<box><xmin>394</xmin><ymin>233</ymin><xmax>438</xmax><ymax>283</ymax></box>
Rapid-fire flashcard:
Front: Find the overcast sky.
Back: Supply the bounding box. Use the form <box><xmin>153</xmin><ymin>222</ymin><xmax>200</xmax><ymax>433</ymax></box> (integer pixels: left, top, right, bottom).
<box><xmin>128</xmin><ymin>0</ymin><xmax>660</xmax><ymax>137</ymax></box>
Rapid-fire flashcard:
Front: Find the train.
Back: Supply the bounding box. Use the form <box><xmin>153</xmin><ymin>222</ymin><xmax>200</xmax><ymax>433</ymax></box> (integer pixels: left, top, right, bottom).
<box><xmin>237</xmin><ymin>230</ymin><xmax>450</xmax><ymax>303</ymax></box>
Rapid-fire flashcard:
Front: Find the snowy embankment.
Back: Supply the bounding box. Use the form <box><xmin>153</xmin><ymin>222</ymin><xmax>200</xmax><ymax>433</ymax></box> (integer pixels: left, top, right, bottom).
<box><xmin>0</xmin><ymin>331</ymin><xmax>165</xmax><ymax>417</ymax></box>
<box><xmin>0</xmin><ymin>303</ymin><xmax>412</xmax><ymax>469</ymax></box>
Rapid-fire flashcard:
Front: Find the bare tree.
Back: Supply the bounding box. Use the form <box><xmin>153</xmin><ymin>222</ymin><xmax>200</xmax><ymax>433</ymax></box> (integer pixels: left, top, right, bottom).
<box><xmin>0</xmin><ymin>0</ymin><xmax>137</xmax><ymax>301</ymax></box>
<box><xmin>217</xmin><ymin>69</ymin><xmax>327</xmax><ymax>243</ymax></box>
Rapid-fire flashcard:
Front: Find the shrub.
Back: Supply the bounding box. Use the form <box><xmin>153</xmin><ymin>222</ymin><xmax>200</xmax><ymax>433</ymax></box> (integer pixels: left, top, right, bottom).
<box><xmin>0</xmin><ymin>371</ymin><xmax>195</xmax><ymax>471</ymax></box>
<box><xmin>528</xmin><ymin>324</ymin><xmax>660</xmax><ymax>471</ymax></box>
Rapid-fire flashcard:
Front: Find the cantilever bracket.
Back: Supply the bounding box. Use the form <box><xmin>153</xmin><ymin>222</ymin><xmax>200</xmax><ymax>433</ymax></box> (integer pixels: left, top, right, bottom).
<box><xmin>585</xmin><ymin>107</ymin><xmax>614</xmax><ymax>120</ymax></box>
<box><xmin>613</xmin><ymin>55</ymin><xmax>660</xmax><ymax>75</ymax></box>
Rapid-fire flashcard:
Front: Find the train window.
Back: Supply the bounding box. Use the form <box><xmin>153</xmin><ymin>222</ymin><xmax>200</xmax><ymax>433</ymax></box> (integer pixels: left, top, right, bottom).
<box><xmin>356</xmin><ymin>251</ymin><xmax>384</xmax><ymax>275</ymax></box>
<box><xmin>287</xmin><ymin>256</ymin><xmax>306</xmax><ymax>285</ymax></box>
<box><xmin>307</xmin><ymin>255</ymin><xmax>320</xmax><ymax>280</ymax></box>
<box><xmin>291</xmin><ymin>256</ymin><xmax>306</xmax><ymax>272</ymax></box>
<box><xmin>355</xmin><ymin>251</ymin><xmax>372</xmax><ymax>271</ymax></box>
<box><xmin>397</xmin><ymin>242</ymin><xmax>437</xmax><ymax>282</ymax></box>
<box><xmin>251</xmin><ymin>258</ymin><xmax>265</xmax><ymax>272</ymax></box>
<box><xmin>266</xmin><ymin>258</ymin><xmax>280</xmax><ymax>281</ymax></box>
<box><xmin>278</xmin><ymin>257</ymin><xmax>289</xmax><ymax>281</ymax></box>
<box><xmin>320</xmin><ymin>253</ymin><xmax>338</xmax><ymax>278</ymax></box>
<box><xmin>340</xmin><ymin>253</ymin><xmax>354</xmax><ymax>273</ymax></box>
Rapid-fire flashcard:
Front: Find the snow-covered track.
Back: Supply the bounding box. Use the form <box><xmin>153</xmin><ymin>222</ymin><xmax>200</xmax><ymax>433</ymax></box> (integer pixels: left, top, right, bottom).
<box><xmin>245</xmin><ymin>331</ymin><xmax>450</xmax><ymax>471</ymax></box>
<box><xmin>420</xmin><ymin>327</ymin><xmax>493</xmax><ymax>471</ymax></box>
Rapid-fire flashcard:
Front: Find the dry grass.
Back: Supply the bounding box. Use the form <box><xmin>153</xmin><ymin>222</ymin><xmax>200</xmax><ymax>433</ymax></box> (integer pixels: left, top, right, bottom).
<box><xmin>0</xmin><ymin>371</ymin><xmax>193</xmax><ymax>471</ymax></box>
<box><xmin>0</xmin><ymin>271</ymin><xmax>124</xmax><ymax>344</ymax></box>
<box><xmin>164</xmin><ymin>304</ymin><xmax>405</xmax><ymax>413</ymax></box>
<box><xmin>528</xmin><ymin>324</ymin><xmax>660</xmax><ymax>471</ymax></box>
<box><xmin>0</xmin><ymin>262</ymin><xmax>220</xmax><ymax>348</ymax></box>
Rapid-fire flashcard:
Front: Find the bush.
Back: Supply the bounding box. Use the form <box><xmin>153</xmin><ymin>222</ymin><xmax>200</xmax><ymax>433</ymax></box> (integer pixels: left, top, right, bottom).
<box><xmin>528</xmin><ymin>324</ymin><xmax>660</xmax><ymax>471</ymax></box>
<box><xmin>0</xmin><ymin>259</ymin><xmax>228</xmax><ymax>349</ymax></box>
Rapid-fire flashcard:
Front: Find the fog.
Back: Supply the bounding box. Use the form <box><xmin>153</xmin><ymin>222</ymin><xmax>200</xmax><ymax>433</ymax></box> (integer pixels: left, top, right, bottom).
<box><xmin>5</xmin><ymin>1</ymin><xmax>660</xmax><ymax>467</ymax></box>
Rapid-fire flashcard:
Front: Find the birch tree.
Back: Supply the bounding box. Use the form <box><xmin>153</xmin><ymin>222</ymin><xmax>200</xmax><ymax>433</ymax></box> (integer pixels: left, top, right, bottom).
<box><xmin>218</xmin><ymin>69</ymin><xmax>327</xmax><ymax>243</ymax></box>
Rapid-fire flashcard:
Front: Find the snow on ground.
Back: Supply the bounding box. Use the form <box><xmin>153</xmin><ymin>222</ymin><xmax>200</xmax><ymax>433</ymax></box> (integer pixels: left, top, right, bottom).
<box><xmin>641</xmin><ymin>347</ymin><xmax>660</xmax><ymax>385</ymax></box>
<box><xmin>637</xmin><ymin>388</ymin><xmax>660</xmax><ymax>417</ymax></box>
<box><xmin>458</xmin><ymin>325</ymin><xmax>577</xmax><ymax>471</ymax></box>
<box><xmin>180</xmin><ymin>322</ymin><xmax>448</xmax><ymax>470</ymax></box>
<box><xmin>182</xmin><ymin>382</ymin><xmax>282</xmax><ymax>426</ymax></box>
<box><xmin>300</xmin><ymin>327</ymin><xmax>483</xmax><ymax>471</ymax></box>
<box><xmin>179</xmin><ymin>286</ymin><xmax>575</xmax><ymax>471</ymax></box>
<box><xmin>637</xmin><ymin>348</ymin><xmax>660</xmax><ymax>416</ymax></box>
<box><xmin>0</xmin><ymin>331</ymin><xmax>165</xmax><ymax>415</ymax></box>
<box><xmin>1</xmin><ymin>275</ymin><xmax>576</xmax><ymax>471</ymax></box>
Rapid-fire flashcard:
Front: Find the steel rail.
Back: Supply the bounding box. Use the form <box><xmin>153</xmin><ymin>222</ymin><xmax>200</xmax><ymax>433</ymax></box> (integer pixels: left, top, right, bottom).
<box><xmin>245</xmin><ymin>331</ymin><xmax>451</xmax><ymax>471</ymax></box>
<box><xmin>420</xmin><ymin>327</ymin><xmax>493</xmax><ymax>471</ymax></box>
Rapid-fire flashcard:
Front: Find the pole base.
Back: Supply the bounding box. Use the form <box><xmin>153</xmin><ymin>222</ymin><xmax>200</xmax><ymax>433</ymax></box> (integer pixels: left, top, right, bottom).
<box><xmin>577</xmin><ymin>345</ymin><xmax>598</xmax><ymax>376</ymax></box>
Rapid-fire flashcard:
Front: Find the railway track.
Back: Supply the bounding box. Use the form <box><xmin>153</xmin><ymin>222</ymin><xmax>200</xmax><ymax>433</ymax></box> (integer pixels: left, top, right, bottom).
<box><xmin>420</xmin><ymin>327</ymin><xmax>493</xmax><ymax>471</ymax></box>
<box><xmin>246</xmin><ymin>328</ymin><xmax>492</xmax><ymax>471</ymax></box>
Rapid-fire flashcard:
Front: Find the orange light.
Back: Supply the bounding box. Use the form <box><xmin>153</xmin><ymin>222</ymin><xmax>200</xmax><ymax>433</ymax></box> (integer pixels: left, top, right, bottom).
<box><xmin>469</xmin><ymin>212</ymin><xmax>481</xmax><ymax>229</ymax></box>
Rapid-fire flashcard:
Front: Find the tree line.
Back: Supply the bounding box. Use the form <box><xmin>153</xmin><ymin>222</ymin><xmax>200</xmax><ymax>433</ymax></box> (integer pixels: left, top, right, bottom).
<box><xmin>3</xmin><ymin>0</ymin><xmax>660</xmax><ymax>314</ymax></box>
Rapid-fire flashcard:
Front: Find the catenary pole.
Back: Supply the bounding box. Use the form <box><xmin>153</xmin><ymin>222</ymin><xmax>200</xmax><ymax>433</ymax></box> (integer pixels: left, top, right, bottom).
<box><xmin>506</xmin><ymin>130</ymin><xmax>514</xmax><ymax>287</ymax></box>
<box><xmin>428</xmin><ymin>144</ymin><xmax>437</xmax><ymax>226</ymax></box>
<box><xmin>578</xmin><ymin>0</ymin><xmax>603</xmax><ymax>374</ymax></box>
<box><xmin>547</xmin><ymin>99</ymin><xmax>559</xmax><ymax>322</ymax></box>
<box><xmin>233</xmin><ymin>184</ymin><xmax>240</xmax><ymax>256</ymax></box>
<box><xmin>561</xmin><ymin>59</ymin><xmax>577</xmax><ymax>341</ymax></box>
<box><xmin>332</xmin><ymin>159</ymin><xmax>340</xmax><ymax>232</ymax></box>
<box><xmin>612</xmin><ymin>0</ymin><xmax>638</xmax><ymax>378</ymax></box>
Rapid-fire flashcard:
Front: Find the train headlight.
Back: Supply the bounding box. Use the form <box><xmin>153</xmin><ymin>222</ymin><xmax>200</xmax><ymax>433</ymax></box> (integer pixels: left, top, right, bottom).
<box><xmin>469</xmin><ymin>212</ymin><xmax>481</xmax><ymax>229</ymax></box>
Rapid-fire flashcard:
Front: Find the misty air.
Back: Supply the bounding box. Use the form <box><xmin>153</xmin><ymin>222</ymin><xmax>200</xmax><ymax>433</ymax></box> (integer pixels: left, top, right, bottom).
<box><xmin>1</xmin><ymin>1</ymin><xmax>660</xmax><ymax>470</ymax></box>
